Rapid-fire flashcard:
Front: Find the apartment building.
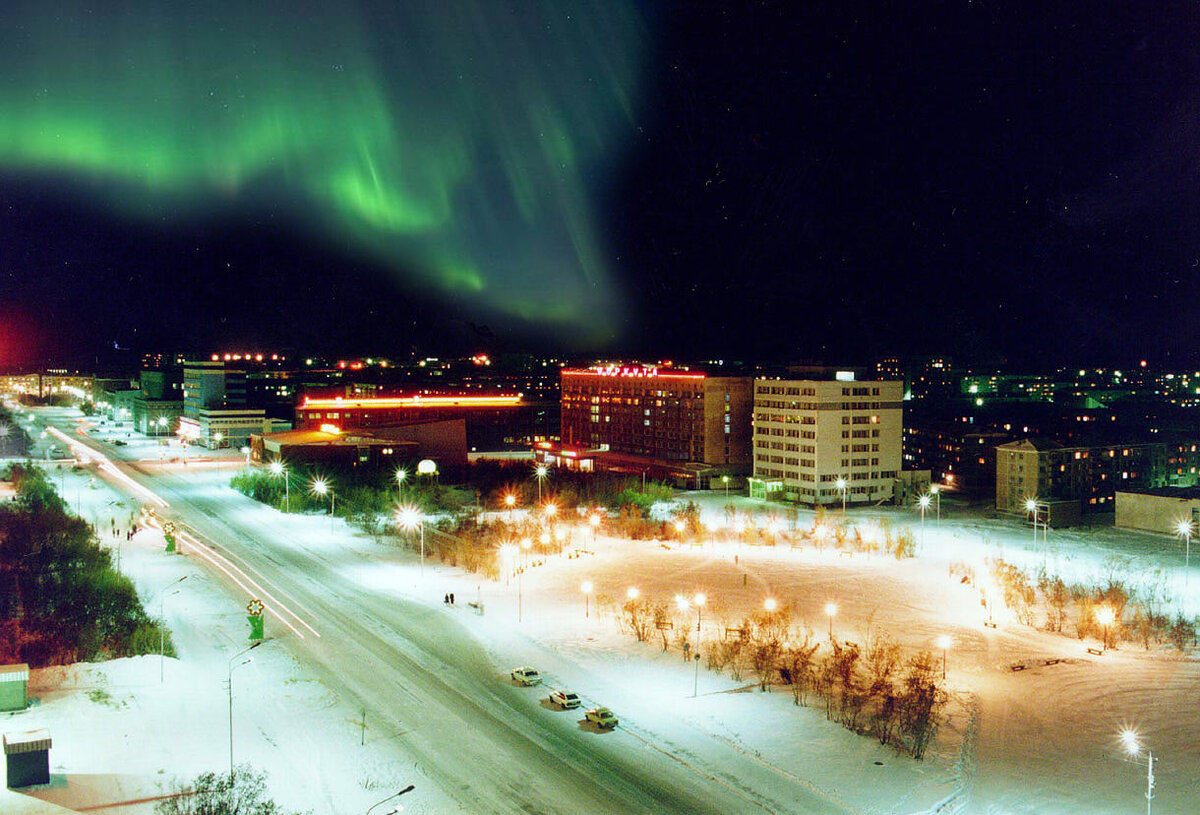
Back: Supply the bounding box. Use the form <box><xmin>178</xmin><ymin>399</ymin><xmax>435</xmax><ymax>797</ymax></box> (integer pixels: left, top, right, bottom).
<box><xmin>750</xmin><ymin>377</ymin><xmax>903</xmax><ymax>506</ymax></box>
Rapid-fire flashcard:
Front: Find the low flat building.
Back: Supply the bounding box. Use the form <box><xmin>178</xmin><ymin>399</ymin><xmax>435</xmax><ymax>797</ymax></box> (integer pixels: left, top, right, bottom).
<box><xmin>251</xmin><ymin>418</ymin><xmax>467</xmax><ymax>479</ymax></box>
<box><xmin>1115</xmin><ymin>487</ymin><xmax>1200</xmax><ymax>535</ymax></box>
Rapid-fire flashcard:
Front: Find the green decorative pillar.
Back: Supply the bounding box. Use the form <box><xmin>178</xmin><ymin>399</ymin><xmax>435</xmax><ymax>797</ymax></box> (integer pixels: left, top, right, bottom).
<box><xmin>247</xmin><ymin>599</ymin><xmax>265</xmax><ymax>641</ymax></box>
<box><xmin>163</xmin><ymin>522</ymin><xmax>176</xmax><ymax>553</ymax></box>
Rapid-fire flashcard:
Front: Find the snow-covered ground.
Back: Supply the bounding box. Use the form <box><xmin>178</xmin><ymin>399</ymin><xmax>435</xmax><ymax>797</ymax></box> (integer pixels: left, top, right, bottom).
<box><xmin>4</xmin><ymin>415</ymin><xmax>1199</xmax><ymax>814</ymax></box>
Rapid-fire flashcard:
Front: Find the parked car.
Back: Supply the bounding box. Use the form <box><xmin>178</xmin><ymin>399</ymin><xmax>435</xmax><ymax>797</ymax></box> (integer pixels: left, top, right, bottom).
<box><xmin>548</xmin><ymin>689</ymin><xmax>581</xmax><ymax>709</ymax></box>
<box><xmin>112</xmin><ymin>439</ymin><xmax>127</xmax><ymax>446</ymax></box>
<box><xmin>511</xmin><ymin>667</ymin><xmax>542</xmax><ymax>686</ymax></box>
<box><xmin>585</xmin><ymin>706</ymin><xmax>618</xmax><ymax>728</ymax></box>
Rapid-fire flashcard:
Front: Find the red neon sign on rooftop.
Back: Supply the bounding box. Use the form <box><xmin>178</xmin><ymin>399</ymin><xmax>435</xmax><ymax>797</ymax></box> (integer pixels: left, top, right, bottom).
<box><xmin>562</xmin><ymin>366</ymin><xmax>705</xmax><ymax>380</ymax></box>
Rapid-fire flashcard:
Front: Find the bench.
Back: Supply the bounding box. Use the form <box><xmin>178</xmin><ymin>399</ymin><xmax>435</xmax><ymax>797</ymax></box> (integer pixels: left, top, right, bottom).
<box><xmin>1086</xmin><ymin>647</ymin><xmax>1103</xmax><ymax>656</ymax></box>
<box><xmin>467</xmin><ymin>601</ymin><xmax>485</xmax><ymax>615</ymax></box>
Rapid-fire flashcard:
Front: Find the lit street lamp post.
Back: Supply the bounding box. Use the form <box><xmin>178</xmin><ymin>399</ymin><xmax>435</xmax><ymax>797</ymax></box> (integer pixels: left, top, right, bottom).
<box><xmin>918</xmin><ymin>494</ymin><xmax>931</xmax><ymax>550</ymax></box>
<box><xmin>824</xmin><ymin>601</ymin><xmax>837</xmax><ymax>640</ymax></box>
<box><xmin>398</xmin><ymin>507</ymin><xmax>425</xmax><ymax>577</ymax></box>
<box><xmin>1025</xmin><ymin>497</ymin><xmax>1039</xmax><ymax>549</ymax></box>
<box><xmin>581</xmin><ymin>580</ymin><xmax>593</xmax><ymax>618</ymax></box>
<box><xmin>534</xmin><ymin>464</ymin><xmax>548</xmax><ymax>502</ymax></box>
<box><xmin>228</xmin><ymin>640</ymin><xmax>264</xmax><ymax>782</ymax></box>
<box><xmin>930</xmin><ymin>484</ymin><xmax>941</xmax><ymax>521</ymax></box>
<box><xmin>396</xmin><ymin>468</ymin><xmax>407</xmax><ymax>504</ymax></box>
<box><xmin>836</xmin><ymin>477</ymin><xmax>847</xmax><ymax>517</ymax></box>
<box><xmin>1176</xmin><ymin>519</ymin><xmax>1193</xmax><ymax>586</ymax></box>
<box><xmin>312</xmin><ymin>478</ymin><xmax>334</xmax><ymax>529</ymax></box>
<box><xmin>269</xmin><ymin>460</ymin><xmax>289</xmax><ymax>512</ymax></box>
<box><xmin>589</xmin><ymin>512</ymin><xmax>600</xmax><ymax>545</ymax></box>
<box><xmin>722</xmin><ymin>475</ymin><xmax>730</xmax><ymax>499</ymax></box>
<box><xmin>1120</xmin><ymin>729</ymin><xmax>1155</xmax><ymax>815</ymax></box>
<box><xmin>1096</xmin><ymin>605</ymin><xmax>1115</xmax><ymax>652</ymax></box>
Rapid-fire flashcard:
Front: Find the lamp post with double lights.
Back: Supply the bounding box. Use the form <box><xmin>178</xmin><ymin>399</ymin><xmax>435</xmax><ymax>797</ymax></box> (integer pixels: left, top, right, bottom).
<box><xmin>676</xmin><ymin>592</ymin><xmax>707</xmax><ymax>696</ymax></box>
<box><xmin>228</xmin><ymin>640</ymin><xmax>264</xmax><ymax>782</ymax></box>
<box><xmin>160</xmin><ymin>575</ymin><xmax>187</xmax><ymax>682</ymax></box>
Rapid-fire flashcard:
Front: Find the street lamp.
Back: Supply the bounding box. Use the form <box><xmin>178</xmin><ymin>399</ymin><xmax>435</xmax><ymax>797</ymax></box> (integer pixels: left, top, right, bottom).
<box><xmin>156</xmin><ymin>415</ymin><xmax>168</xmax><ymax>437</ymax></box>
<box><xmin>395</xmin><ymin>468</ymin><xmax>407</xmax><ymax>503</ymax></box>
<box><xmin>1025</xmin><ymin>498</ymin><xmax>1039</xmax><ymax>548</ymax></box>
<box><xmin>229</xmin><ymin>640</ymin><xmax>264</xmax><ymax>782</ymax></box>
<box><xmin>675</xmin><ymin>592</ymin><xmax>706</xmax><ymax>696</ymax></box>
<box><xmin>1096</xmin><ymin>605</ymin><xmax>1115</xmax><ymax>651</ymax></box>
<box><xmin>581</xmin><ymin>580</ymin><xmax>593</xmax><ymax>618</ymax></box>
<box><xmin>589</xmin><ymin>512</ymin><xmax>601</xmax><ymax>544</ymax></box>
<box><xmin>627</xmin><ymin>587</ymin><xmax>640</xmax><ymax>601</ymax></box>
<box><xmin>930</xmin><ymin>484</ymin><xmax>941</xmax><ymax>521</ymax></box>
<box><xmin>918</xmin><ymin>494</ymin><xmax>931</xmax><ymax>549</ymax></box>
<box><xmin>213</xmin><ymin>433</ymin><xmax>224</xmax><ymax>471</ymax></box>
<box><xmin>1120</xmin><ymin>729</ymin><xmax>1155</xmax><ymax>815</ymax></box>
<box><xmin>936</xmin><ymin>635</ymin><xmax>952</xmax><ymax>679</ymax></box>
<box><xmin>269</xmin><ymin>460</ymin><xmax>289</xmax><ymax>512</ymax></box>
<box><xmin>397</xmin><ymin>506</ymin><xmax>425</xmax><ymax>577</ymax></box>
<box><xmin>160</xmin><ymin>575</ymin><xmax>187</xmax><ymax>682</ymax></box>
<box><xmin>1176</xmin><ymin>519</ymin><xmax>1193</xmax><ymax>584</ymax></box>
<box><xmin>534</xmin><ymin>464</ymin><xmax>548</xmax><ymax>502</ymax></box>
<box><xmin>365</xmin><ymin>786</ymin><xmax>416</xmax><ymax>815</ymax></box>
<box><xmin>824</xmin><ymin>601</ymin><xmax>838</xmax><ymax>640</ymax></box>
<box><xmin>312</xmin><ymin>478</ymin><xmax>334</xmax><ymax>527</ymax></box>
<box><xmin>835</xmin><ymin>477</ymin><xmax>847</xmax><ymax>517</ymax></box>
<box><xmin>721</xmin><ymin>474</ymin><xmax>730</xmax><ymax>499</ymax></box>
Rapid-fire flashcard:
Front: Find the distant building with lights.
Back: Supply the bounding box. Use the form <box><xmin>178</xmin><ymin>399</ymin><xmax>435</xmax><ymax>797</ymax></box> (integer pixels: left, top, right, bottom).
<box><xmin>296</xmin><ymin>393</ymin><xmax>528</xmax><ymax>452</ymax></box>
<box><xmin>250</xmin><ymin>419</ymin><xmax>467</xmax><ymax>479</ymax></box>
<box><xmin>550</xmin><ymin>365</ymin><xmax>753</xmax><ymax>486</ymax></box>
<box><xmin>995</xmin><ymin>438</ymin><xmax>1170</xmax><ymax>524</ymax></box>
<box><xmin>749</xmin><ymin>375</ymin><xmax>904</xmax><ymax>506</ymax></box>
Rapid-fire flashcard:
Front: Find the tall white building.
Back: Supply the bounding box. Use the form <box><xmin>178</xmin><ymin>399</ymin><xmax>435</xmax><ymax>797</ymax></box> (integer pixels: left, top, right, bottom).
<box><xmin>750</xmin><ymin>377</ymin><xmax>904</xmax><ymax>506</ymax></box>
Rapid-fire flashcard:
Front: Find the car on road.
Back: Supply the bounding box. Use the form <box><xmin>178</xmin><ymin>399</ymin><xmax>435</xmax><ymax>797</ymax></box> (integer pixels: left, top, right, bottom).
<box><xmin>511</xmin><ymin>667</ymin><xmax>542</xmax><ymax>686</ymax></box>
<box><xmin>585</xmin><ymin>706</ymin><xmax>618</xmax><ymax>728</ymax></box>
<box><xmin>112</xmin><ymin>439</ymin><xmax>127</xmax><ymax>446</ymax></box>
<box><xmin>548</xmin><ymin>689</ymin><xmax>581</xmax><ymax>709</ymax></box>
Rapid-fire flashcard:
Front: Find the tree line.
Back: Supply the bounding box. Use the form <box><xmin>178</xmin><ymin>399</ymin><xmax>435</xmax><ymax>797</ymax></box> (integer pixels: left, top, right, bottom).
<box><xmin>0</xmin><ymin>463</ymin><xmax>173</xmax><ymax>666</ymax></box>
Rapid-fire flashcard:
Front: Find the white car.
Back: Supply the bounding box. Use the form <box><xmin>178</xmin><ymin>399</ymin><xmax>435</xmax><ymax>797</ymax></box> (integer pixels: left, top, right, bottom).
<box><xmin>511</xmin><ymin>667</ymin><xmax>542</xmax><ymax>686</ymax></box>
<box><xmin>585</xmin><ymin>706</ymin><xmax>618</xmax><ymax>728</ymax></box>
<box><xmin>548</xmin><ymin>689</ymin><xmax>581</xmax><ymax>709</ymax></box>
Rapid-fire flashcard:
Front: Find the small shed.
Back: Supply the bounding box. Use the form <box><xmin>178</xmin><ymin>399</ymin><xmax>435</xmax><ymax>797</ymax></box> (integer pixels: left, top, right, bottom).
<box><xmin>4</xmin><ymin>728</ymin><xmax>51</xmax><ymax>788</ymax></box>
<box><xmin>0</xmin><ymin>664</ymin><xmax>28</xmax><ymax>712</ymax></box>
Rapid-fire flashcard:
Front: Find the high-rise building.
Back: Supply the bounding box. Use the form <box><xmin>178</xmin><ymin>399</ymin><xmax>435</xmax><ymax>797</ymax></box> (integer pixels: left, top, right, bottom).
<box><xmin>554</xmin><ymin>365</ymin><xmax>753</xmax><ymax>484</ymax></box>
<box><xmin>750</xmin><ymin>376</ymin><xmax>903</xmax><ymax>506</ymax></box>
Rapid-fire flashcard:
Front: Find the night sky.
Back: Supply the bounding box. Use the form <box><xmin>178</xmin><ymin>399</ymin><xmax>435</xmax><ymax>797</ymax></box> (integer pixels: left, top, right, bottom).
<box><xmin>1</xmin><ymin>2</ymin><xmax>1198</xmax><ymax>368</ymax></box>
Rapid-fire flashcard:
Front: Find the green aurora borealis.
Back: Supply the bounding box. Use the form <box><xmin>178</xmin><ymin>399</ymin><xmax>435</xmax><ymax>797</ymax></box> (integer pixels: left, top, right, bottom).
<box><xmin>1</xmin><ymin>2</ymin><xmax>644</xmax><ymax>341</ymax></box>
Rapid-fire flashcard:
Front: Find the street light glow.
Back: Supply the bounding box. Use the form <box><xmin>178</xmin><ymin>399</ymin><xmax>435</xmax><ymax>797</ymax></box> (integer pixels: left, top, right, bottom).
<box><xmin>918</xmin><ymin>494</ymin><xmax>932</xmax><ymax>509</ymax></box>
<box><xmin>396</xmin><ymin>506</ymin><xmax>421</xmax><ymax>530</ymax></box>
<box><xmin>936</xmin><ymin>635</ymin><xmax>952</xmax><ymax>650</ymax></box>
<box><xmin>1024</xmin><ymin>497</ymin><xmax>1039</xmax><ymax>514</ymax></box>
<box><xmin>824</xmin><ymin>602</ymin><xmax>838</xmax><ymax>618</ymax></box>
<box><xmin>764</xmin><ymin>597</ymin><xmax>777</xmax><ymax>612</ymax></box>
<box><xmin>1095</xmin><ymin>606</ymin><xmax>1115</xmax><ymax>626</ymax></box>
<box><xmin>627</xmin><ymin>587</ymin><xmax>639</xmax><ymax>600</ymax></box>
<box><xmin>581</xmin><ymin>580</ymin><xmax>593</xmax><ymax>594</ymax></box>
<box><xmin>311</xmin><ymin>478</ymin><xmax>328</xmax><ymax>496</ymax></box>
<box><xmin>1121</xmin><ymin>728</ymin><xmax>1140</xmax><ymax>755</ymax></box>
<box><xmin>268</xmin><ymin>460</ymin><xmax>284</xmax><ymax>476</ymax></box>
<box><xmin>1176</xmin><ymin>519</ymin><xmax>1192</xmax><ymax>538</ymax></box>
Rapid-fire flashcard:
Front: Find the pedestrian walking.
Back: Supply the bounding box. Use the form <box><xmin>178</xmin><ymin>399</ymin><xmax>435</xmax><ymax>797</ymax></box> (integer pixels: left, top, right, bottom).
<box><xmin>450</xmin><ymin>592</ymin><xmax>455</xmax><ymax>605</ymax></box>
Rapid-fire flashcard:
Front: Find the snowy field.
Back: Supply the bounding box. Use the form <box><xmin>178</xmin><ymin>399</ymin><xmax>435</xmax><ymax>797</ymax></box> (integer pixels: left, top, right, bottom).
<box><xmin>3</xmin><ymin>416</ymin><xmax>1199</xmax><ymax>814</ymax></box>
